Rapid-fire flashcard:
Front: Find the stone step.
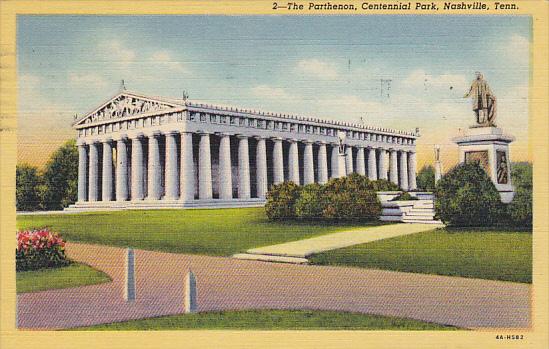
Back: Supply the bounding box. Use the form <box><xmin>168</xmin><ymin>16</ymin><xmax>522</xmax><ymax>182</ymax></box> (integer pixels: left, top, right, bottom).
<box><xmin>413</xmin><ymin>203</ymin><xmax>434</xmax><ymax>208</ymax></box>
<box><xmin>403</xmin><ymin>214</ymin><xmax>435</xmax><ymax>220</ymax></box>
<box><xmin>406</xmin><ymin>210</ymin><xmax>435</xmax><ymax>217</ymax></box>
<box><xmin>402</xmin><ymin>219</ymin><xmax>443</xmax><ymax>224</ymax></box>
<box><xmin>232</xmin><ymin>253</ymin><xmax>309</xmax><ymax>264</ymax></box>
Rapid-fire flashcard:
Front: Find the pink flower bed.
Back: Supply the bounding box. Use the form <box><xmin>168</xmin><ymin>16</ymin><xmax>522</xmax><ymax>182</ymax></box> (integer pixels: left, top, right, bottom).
<box><xmin>16</xmin><ymin>229</ymin><xmax>69</xmax><ymax>271</ymax></box>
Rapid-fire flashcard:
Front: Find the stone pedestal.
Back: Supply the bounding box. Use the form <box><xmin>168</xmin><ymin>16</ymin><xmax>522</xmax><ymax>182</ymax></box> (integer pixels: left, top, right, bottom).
<box><xmin>453</xmin><ymin>126</ymin><xmax>515</xmax><ymax>203</ymax></box>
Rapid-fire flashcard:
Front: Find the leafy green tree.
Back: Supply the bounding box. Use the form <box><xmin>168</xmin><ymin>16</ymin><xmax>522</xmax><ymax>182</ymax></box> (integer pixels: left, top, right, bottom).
<box><xmin>416</xmin><ymin>165</ymin><xmax>435</xmax><ymax>191</ymax></box>
<box><xmin>507</xmin><ymin>162</ymin><xmax>532</xmax><ymax>227</ymax></box>
<box><xmin>41</xmin><ymin>140</ymin><xmax>78</xmax><ymax>210</ymax></box>
<box><xmin>434</xmin><ymin>162</ymin><xmax>502</xmax><ymax>227</ymax></box>
<box><xmin>16</xmin><ymin>164</ymin><xmax>42</xmax><ymax>211</ymax></box>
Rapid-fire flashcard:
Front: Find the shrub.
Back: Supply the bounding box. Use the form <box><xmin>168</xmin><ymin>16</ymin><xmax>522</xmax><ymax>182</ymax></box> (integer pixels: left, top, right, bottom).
<box><xmin>321</xmin><ymin>174</ymin><xmax>382</xmax><ymax>221</ymax></box>
<box><xmin>16</xmin><ymin>229</ymin><xmax>69</xmax><ymax>271</ymax></box>
<box><xmin>295</xmin><ymin>183</ymin><xmax>326</xmax><ymax>219</ymax></box>
<box><xmin>434</xmin><ymin>162</ymin><xmax>502</xmax><ymax>227</ymax></box>
<box><xmin>416</xmin><ymin>165</ymin><xmax>435</xmax><ymax>191</ymax></box>
<box><xmin>507</xmin><ymin>162</ymin><xmax>532</xmax><ymax>227</ymax></box>
<box><xmin>265</xmin><ymin>182</ymin><xmax>302</xmax><ymax>220</ymax></box>
<box><xmin>390</xmin><ymin>192</ymin><xmax>419</xmax><ymax>201</ymax></box>
<box><xmin>370</xmin><ymin>179</ymin><xmax>400</xmax><ymax>191</ymax></box>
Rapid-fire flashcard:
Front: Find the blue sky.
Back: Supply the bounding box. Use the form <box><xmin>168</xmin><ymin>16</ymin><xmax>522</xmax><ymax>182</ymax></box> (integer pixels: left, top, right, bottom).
<box><xmin>17</xmin><ymin>15</ymin><xmax>531</xmax><ymax>167</ymax></box>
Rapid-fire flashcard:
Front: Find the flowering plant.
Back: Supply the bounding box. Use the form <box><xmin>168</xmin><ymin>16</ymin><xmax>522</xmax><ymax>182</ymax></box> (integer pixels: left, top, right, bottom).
<box><xmin>16</xmin><ymin>229</ymin><xmax>69</xmax><ymax>271</ymax></box>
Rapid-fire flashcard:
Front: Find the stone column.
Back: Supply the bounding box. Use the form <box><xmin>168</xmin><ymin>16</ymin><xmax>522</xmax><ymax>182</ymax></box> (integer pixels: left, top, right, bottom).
<box><xmin>408</xmin><ymin>151</ymin><xmax>417</xmax><ymax>190</ymax></box>
<box><xmin>77</xmin><ymin>142</ymin><xmax>88</xmax><ymax>202</ymax></box>
<box><xmin>165</xmin><ymin>131</ymin><xmax>179</xmax><ymax>200</ymax></box>
<box><xmin>199</xmin><ymin>132</ymin><xmax>212</xmax><ymax>200</ymax></box>
<box><xmin>399</xmin><ymin>150</ymin><xmax>409</xmax><ymax>190</ymax></box>
<box><xmin>273</xmin><ymin>138</ymin><xmax>284</xmax><ymax>184</ymax></box>
<box><xmin>345</xmin><ymin>146</ymin><xmax>354</xmax><ymax>174</ymax></box>
<box><xmin>303</xmin><ymin>141</ymin><xmax>314</xmax><ymax>185</ymax></box>
<box><xmin>356</xmin><ymin>147</ymin><xmax>366</xmax><ymax>176</ymax></box>
<box><xmin>115</xmin><ymin>136</ymin><xmax>129</xmax><ymax>201</ymax></box>
<box><xmin>378</xmin><ymin>149</ymin><xmax>388</xmax><ymax>180</ymax></box>
<box><xmin>218</xmin><ymin>133</ymin><xmax>233</xmax><ymax>200</ymax></box>
<box><xmin>288</xmin><ymin>140</ymin><xmax>300</xmax><ymax>184</ymax></box>
<box><xmin>238</xmin><ymin>135</ymin><xmax>251</xmax><ymax>199</ymax></box>
<box><xmin>389</xmin><ymin>149</ymin><xmax>399</xmax><ymax>185</ymax></box>
<box><xmin>367</xmin><ymin>147</ymin><xmax>378</xmax><ymax>180</ymax></box>
<box><xmin>180</xmin><ymin>132</ymin><xmax>195</xmax><ymax>201</ymax></box>
<box><xmin>255</xmin><ymin>137</ymin><xmax>268</xmax><ymax>199</ymax></box>
<box><xmin>317</xmin><ymin>142</ymin><xmax>328</xmax><ymax>184</ymax></box>
<box><xmin>102</xmin><ymin>138</ymin><xmax>114</xmax><ymax>201</ymax></box>
<box><xmin>131</xmin><ymin>135</ymin><xmax>145</xmax><ymax>200</ymax></box>
<box><xmin>147</xmin><ymin>132</ymin><xmax>162</xmax><ymax>200</ymax></box>
<box><xmin>88</xmin><ymin>141</ymin><xmax>99</xmax><ymax>202</ymax></box>
<box><xmin>331</xmin><ymin>144</ymin><xmax>340</xmax><ymax>178</ymax></box>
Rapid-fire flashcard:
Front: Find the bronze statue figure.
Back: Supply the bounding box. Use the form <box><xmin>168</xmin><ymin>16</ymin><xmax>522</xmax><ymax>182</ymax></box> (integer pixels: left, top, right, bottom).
<box><xmin>464</xmin><ymin>72</ymin><xmax>497</xmax><ymax>127</ymax></box>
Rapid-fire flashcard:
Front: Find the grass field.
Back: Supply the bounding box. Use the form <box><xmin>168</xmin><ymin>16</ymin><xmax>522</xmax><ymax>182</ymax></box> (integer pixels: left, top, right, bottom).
<box><xmin>17</xmin><ymin>208</ymin><xmax>369</xmax><ymax>256</ymax></box>
<box><xmin>75</xmin><ymin>309</ymin><xmax>457</xmax><ymax>331</ymax></box>
<box><xmin>309</xmin><ymin>228</ymin><xmax>532</xmax><ymax>283</ymax></box>
<box><xmin>17</xmin><ymin>263</ymin><xmax>111</xmax><ymax>294</ymax></box>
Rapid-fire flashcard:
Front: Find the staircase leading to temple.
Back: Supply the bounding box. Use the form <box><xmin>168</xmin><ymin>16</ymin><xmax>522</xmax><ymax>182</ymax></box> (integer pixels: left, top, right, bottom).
<box><xmin>380</xmin><ymin>199</ymin><xmax>441</xmax><ymax>224</ymax></box>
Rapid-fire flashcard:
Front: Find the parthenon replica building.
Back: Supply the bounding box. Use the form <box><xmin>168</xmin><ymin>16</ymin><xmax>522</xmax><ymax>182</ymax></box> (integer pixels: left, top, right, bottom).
<box><xmin>69</xmin><ymin>91</ymin><xmax>418</xmax><ymax>210</ymax></box>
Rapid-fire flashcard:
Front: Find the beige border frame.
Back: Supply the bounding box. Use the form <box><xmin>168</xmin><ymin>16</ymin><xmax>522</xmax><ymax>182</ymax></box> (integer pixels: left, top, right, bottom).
<box><xmin>1</xmin><ymin>1</ymin><xmax>547</xmax><ymax>348</ymax></box>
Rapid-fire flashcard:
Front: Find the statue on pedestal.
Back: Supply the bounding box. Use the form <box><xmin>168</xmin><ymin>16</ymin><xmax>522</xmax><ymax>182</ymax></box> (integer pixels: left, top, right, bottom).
<box><xmin>464</xmin><ymin>72</ymin><xmax>497</xmax><ymax>127</ymax></box>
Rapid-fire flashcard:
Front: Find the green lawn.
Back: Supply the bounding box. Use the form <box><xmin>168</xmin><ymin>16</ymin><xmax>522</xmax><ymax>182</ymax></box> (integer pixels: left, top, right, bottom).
<box><xmin>17</xmin><ymin>263</ymin><xmax>111</xmax><ymax>294</ymax></box>
<box><xmin>74</xmin><ymin>309</ymin><xmax>457</xmax><ymax>331</ymax></box>
<box><xmin>309</xmin><ymin>228</ymin><xmax>532</xmax><ymax>283</ymax></box>
<box><xmin>17</xmin><ymin>208</ymin><xmax>369</xmax><ymax>256</ymax></box>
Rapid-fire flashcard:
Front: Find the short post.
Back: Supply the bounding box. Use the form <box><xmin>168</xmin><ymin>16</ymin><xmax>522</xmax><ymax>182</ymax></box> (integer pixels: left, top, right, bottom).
<box><xmin>434</xmin><ymin>144</ymin><xmax>443</xmax><ymax>183</ymax></box>
<box><xmin>124</xmin><ymin>248</ymin><xmax>136</xmax><ymax>302</ymax></box>
<box><xmin>184</xmin><ymin>270</ymin><xmax>197</xmax><ymax>313</ymax></box>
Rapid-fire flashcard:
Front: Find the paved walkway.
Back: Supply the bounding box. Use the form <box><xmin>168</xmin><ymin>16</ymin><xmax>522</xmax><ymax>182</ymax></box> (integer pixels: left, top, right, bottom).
<box><xmin>244</xmin><ymin>223</ymin><xmax>443</xmax><ymax>258</ymax></box>
<box><xmin>17</xmin><ymin>242</ymin><xmax>530</xmax><ymax>330</ymax></box>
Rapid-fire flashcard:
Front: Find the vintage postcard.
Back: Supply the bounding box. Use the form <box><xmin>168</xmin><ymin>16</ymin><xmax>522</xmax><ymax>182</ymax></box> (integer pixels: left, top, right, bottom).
<box><xmin>1</xmin><ymin>1</ymin><xmax>548</xmax><ymax>348</ymax></box>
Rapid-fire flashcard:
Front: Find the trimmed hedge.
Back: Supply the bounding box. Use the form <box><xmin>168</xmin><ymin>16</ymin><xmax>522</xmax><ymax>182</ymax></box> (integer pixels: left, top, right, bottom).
<box><xmin>265</xmin><ymin>182</ymin><xmax>302</xmax><ymax>220</ymax></box>
<box><xmin>434</xmin><ymin>162</ymin><xmax>502</xmax><ymax>227</ymax></box>
<box><xmin>267</xmin><ymin>173</ymin><xmax>382</xmax><ymax>221</ymax></box>
<box><xmin>16</xmin><ymin>229</ymin><xmax>69</xmax><ymax>271</ymax></box>
<box><xmin>295</xmin><ymin>183</ymin><xmax>325</xmax><ymax>219</ymax></box>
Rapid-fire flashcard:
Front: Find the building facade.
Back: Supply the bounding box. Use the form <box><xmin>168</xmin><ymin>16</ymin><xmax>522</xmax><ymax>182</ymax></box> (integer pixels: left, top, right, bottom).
<box><xmin>69</xmin><ymin>91</ymin><xmax>418</xmax><ymax>210</ymax></box>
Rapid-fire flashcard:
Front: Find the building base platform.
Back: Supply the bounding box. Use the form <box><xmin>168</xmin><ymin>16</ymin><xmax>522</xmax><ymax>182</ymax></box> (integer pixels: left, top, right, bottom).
<box><xmin>65</xmin><ymin>198</ymin><xmax>266</xmax><ymax>212</ymax></box>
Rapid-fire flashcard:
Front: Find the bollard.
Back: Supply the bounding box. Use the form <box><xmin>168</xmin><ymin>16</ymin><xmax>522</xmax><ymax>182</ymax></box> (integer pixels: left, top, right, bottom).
<box><xmin>184</xmin><ymin>270</ymin><xmax>197</xmax><ymax>313</ymax></box>
<box><xmin>124</xmin><ymin>248</ymin><xmax>136</xmax><ymax>302</ymax></box>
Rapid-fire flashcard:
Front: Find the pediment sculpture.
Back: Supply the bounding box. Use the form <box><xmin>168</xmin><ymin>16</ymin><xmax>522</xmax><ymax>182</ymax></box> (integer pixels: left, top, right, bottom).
<box><xmin>87</xmin><ymin>95</ymin><xmax>176</xmax><ymax>123</ymax></box>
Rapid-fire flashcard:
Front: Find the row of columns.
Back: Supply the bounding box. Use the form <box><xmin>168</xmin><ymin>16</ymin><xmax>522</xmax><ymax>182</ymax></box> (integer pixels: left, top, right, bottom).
<box><xmin>78</xmin><ymin>133</ymin><xmax>417</xmax><ymax>203</ymax></box>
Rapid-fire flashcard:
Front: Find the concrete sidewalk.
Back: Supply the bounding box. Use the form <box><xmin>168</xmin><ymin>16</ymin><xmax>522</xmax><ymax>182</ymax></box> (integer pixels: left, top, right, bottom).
<box><xmin>242</xmin><ymin>223</ymin><xmax>443</xmax><ymax>259</ymax></box>
<box><xmin>17</xmin><ymin>242</ymin><xmax>530</xmax><ymax>330</ymax></box>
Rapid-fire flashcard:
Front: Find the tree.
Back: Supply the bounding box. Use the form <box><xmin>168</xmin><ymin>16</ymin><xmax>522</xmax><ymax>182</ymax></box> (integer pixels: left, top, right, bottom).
<box><xmin>416</xmin><ymin>165</ymin><xmax>435</xmax><ymax>191</ymax></box>
<box><xmin>41</xmin><ymin>140</ymin><xmax>79</xmax><ymax>210</ymax></box>
<box><xmin>16</xmin><ymin>164</ymin><xmax>42</xmax><ymax>211</ymax></box>
<box><xmin>507</xmin><ymin>162</ymin><xmax>532</xmax><ymax>227</ymax></box>
<box><xmin>434</xmin><ymin>162</ymin><xmax>502</xmax><ymax>227</ymax></box>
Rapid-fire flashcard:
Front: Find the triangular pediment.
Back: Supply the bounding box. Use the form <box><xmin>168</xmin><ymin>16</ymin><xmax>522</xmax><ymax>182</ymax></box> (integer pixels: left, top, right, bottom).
<box><xmin>74</xmin><ymin>91</ymin><xmax>184</xmax><ymax>127</ymax></box>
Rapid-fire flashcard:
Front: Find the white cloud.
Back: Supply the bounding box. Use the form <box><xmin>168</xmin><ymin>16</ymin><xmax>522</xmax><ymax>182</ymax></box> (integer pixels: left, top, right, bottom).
<box><xmin>150</xmin><ymin>50</ymin><xmax>185</xmax><ymax>72</ymax></box>
<box><xmin>99</xmin><ymin>40</ymin><xmax>136</xmax><ymax>66</ymax></box>
<box><xmin>296</xmin><ymin>59</ymin><xmax>339</xmax><ymax>79</ymax></box>
<box><xmin>505</xmin><ymin>34</ymin><xmax>530</xmax><ymax>63</ymax></box>
<box><xmin>402</xmin><ymin>69</ymin><xmax>468</xmax><ymax>91</ymax></box>
<box><xmin>251</xmin><ymin>85</ymin><xmax>291</xmax><ymax>99</ymax></box>
<box><xmin>19</xmin><ymin>74</ymin><xmax>41</xmax><ymax>90</ymax></box>
<box><xmin>68</xmin><ymin>72</ymin><xmax>108</xmax><ymax>89</ymax></box>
